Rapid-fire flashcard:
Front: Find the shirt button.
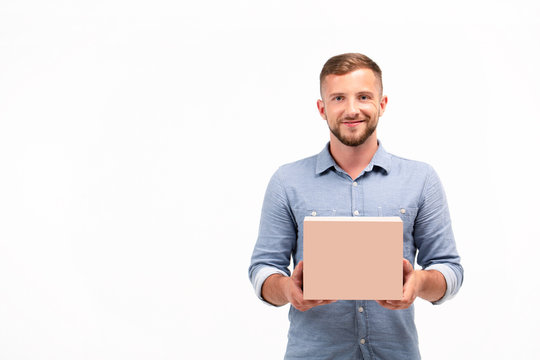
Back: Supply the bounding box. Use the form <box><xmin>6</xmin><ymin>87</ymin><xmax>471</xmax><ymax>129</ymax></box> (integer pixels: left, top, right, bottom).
<box><xmin>353</xmin><ymin>181</ymin><xmax>358</xmax><ymax>186</ymax></box>
<box><xmin>358</xmin><ymin>306</ymin><xmax>364</xmax><ymax>313</ymax></box>
<box><xmin>360</xmin><ymin>338</ymin><xmax>366</xmax><ymax>345</ymax></box>
<box><xmin>400</xmin><ymin>208</ymin><xmax>406</xmax><ymax>214</ymax></box>
<box><xmin>311</xmin><ymin>211</ymin><xmax>317</xmax><ymax>216</ymax></box>
<box><xmin>353</xmin><ymin>210</ymin><xmax>359</xmax><ymax>216</ymax></box>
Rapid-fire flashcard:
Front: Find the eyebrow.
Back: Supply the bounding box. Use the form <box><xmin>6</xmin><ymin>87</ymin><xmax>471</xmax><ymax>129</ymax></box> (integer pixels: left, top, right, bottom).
<box><xmin>328</xmin><ymin>91</ymin><xmax>375</xmax><ymax>98</ymax></box>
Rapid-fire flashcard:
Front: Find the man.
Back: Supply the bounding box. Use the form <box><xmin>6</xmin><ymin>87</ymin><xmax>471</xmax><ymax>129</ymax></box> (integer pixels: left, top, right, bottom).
<box><xmin>249</xmin><ymin>53</ymin><xmax>463</xmax><ymax>359</ymax></box>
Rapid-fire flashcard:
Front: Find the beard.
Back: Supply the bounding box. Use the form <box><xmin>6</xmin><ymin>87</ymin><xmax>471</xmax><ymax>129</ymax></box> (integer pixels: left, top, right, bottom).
<box><xmin>328</xmin><ymin>116</ymin><xmax>378</xmax><ymax>147</ymax></box>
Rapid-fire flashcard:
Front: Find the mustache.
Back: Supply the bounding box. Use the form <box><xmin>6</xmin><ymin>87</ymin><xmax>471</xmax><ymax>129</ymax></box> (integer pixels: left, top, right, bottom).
<box><xmin>340</xmin><ymin>115</ymin><xmax>365</xmax><ymax>122</ymax></box>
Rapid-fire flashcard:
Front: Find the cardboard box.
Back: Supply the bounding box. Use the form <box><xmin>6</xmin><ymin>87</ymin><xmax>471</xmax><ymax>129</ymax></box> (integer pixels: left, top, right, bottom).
<box><xmin>303</xmin><ymin>216</ymin><xmax>403</xmax><ymax>300</ymax></box>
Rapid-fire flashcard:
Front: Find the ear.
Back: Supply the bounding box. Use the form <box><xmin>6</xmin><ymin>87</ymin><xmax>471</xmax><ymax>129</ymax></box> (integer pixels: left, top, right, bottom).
<box><xmin>378</xmin><ymin>95</ymin><xmax>388</xmax><ymax>116</ymax></box>
<box><xmin>317</xmin><ymin>99</ymin><xmax>327</xmax><ymax>120</ymax></box>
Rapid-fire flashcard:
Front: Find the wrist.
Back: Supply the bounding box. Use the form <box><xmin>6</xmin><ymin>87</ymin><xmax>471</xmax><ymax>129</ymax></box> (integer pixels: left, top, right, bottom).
<box><xmin>414</xmin><ymin>270</ymin><xmax>426</xmax><ymax>294</ymax></box>
<box><xmin>262</xmin><ymin>274</ymin><xmax>289</xmax><ymax>306</ymax></box>
<box><xmin>415</xmin><ymin>269</ymin><xmax>446</xmax><ymax>302</ymax></box>
<box><xmin>280</xmin><ymin>275</ymin><xmax>292</xmax><ymax>302</ymax></box>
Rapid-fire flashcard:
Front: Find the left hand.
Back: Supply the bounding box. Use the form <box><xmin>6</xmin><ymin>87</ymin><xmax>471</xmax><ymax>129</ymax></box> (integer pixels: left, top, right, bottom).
<box><xmin>376</xmin><ymin>259</ymin><xmax>417</xmax><ymax>310</ymax></box>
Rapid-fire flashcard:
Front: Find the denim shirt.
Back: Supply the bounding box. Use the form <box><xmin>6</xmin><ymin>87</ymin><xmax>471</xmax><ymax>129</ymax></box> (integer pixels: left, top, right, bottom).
<box><xmin>249</xmin><ymin>142</ymin><xmax>464</xmax><ymax>360</ymax></box>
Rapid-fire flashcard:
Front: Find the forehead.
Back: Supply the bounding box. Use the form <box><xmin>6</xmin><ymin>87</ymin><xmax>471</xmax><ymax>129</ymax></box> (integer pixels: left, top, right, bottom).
<box><xmin>321</xmin><ymin>68</ymin><xmax>379</xmax><ymax>95</ymax></box>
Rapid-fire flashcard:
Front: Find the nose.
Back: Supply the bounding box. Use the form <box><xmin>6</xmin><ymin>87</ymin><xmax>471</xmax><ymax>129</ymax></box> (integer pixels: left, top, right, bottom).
<box><xmin>344</xmin><ymin>99</ymin><xmax>360</xmax><ymax>119</ymax></box>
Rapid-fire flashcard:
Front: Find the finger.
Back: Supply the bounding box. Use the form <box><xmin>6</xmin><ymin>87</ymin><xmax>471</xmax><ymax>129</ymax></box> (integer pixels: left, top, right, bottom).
<box><xmin>402</xmin><ymin>282</ymin><xmax>415</xmax><ymax>303</ymax></box>
<box><xmin>294</xmin><ymin>301</ymin><xmax>334</xmax><ymax>312</ymax></box>
<box><xmin>386</xmin><ymin>300</ymin><xmax>403</xmax><ymax>307</ymax></box>
<box><xmin>376</xmin><ymin>300</ymin><xmax>396</xmax><ymax>310</ymax></box>
<box><xmin>402</xmin><ymin>267</ymin><xmax>417</xmax><ymax>303</ymax></box>
<box><xmin>296</xmin><ymin>260</ymin><xmax>304</xmax><ymax>275</ymax></box>
<box><xmin>292</xmin><ymin>261</ymin><xmax>304</xmax><ymax>282</ymax></box>
<box><xmin>289</xmin><ymin>278</ymin><xmax>304</xmax><ymax>297</ymax></box>
<box><xmin>312</xmin><ymin>299</ymin><xmax>336</xmax><ymax>306</ymax></box>
<box><xmin>293</xmin><ymin>298</ymin><xmax>336</xmax><ymax>311</ymax></box>
<box><xmin>291</xmin><ymin>298</ymin><xmax>317</xmax><ymax>312</ymax></box>
<box><xmin>403</xmin><ymin>258</ymin><xmax>413</xmax><ymax>274</ymax></box>
<box><xmin>297</xmin><ymin>299</ymin><xmax>327</xmax><ymax>306</ymax></box>
<box><xmin>377</xmin><ymin>300</ymin><xmax>407</xmax><ymax>310</ymax></box>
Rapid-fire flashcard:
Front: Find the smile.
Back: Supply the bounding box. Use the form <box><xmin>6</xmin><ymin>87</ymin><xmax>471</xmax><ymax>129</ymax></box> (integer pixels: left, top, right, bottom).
<box><xmin>342</xmin><ymin>120</ymin><xmax>365</xmax><ymax>127</ymax></box>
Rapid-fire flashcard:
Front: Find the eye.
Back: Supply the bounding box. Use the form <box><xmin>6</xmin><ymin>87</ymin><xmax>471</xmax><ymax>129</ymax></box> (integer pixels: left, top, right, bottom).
<box><xmin>360</xmin><ymin>95</ymin><xmax>369</xmax><ymax>101</ymax></box>
<box><xmin>334</xmin><ymin>96</ymin><xmax>344</xmax><ymax>101</ymax></box>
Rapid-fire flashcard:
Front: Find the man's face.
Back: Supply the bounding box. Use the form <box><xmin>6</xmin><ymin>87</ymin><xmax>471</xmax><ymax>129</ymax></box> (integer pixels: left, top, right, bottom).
<box><xmin>317</xmin><ymin>68</ymin><xmax>388</xmax><ymax>147</ymax></box>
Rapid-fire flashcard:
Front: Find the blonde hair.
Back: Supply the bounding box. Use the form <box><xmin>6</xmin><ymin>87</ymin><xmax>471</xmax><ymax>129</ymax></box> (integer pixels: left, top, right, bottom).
<box><xmin>320</xmin><ymin>53</ymin><xmax>383</xmax><ymax>95</ymax></box>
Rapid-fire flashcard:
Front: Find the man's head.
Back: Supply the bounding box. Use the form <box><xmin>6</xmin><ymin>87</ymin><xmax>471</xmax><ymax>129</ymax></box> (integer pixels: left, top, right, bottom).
<box><xmin>317</xmin><ymin>53</ymin><xmax>387</xmax><ymax>147</ymax></box>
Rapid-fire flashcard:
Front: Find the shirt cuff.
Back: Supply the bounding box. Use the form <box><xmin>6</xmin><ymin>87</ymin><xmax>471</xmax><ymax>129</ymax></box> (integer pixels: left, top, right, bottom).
<box><xmin>252</xmin><ymin>266</ymin><xmax>288</xmax><ymax>306</ymax></box>
<box><xmin>423</xmin><ymin>263</ymin><xmax>459</xmax><ymax>305</ymax></box>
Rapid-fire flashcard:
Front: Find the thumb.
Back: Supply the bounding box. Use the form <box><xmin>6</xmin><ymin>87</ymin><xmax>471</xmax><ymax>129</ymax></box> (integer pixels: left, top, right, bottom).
<box><xmin>292</xmin><ymin>261</ymin><xmax>304</xmax><ymax>284</ymax></box>
<box><xmin>293</xmin><ymin>261</ymin><xmax>304</xmax><ymax>278</ymax></box>
<box><xmin>403</xmin><ymin>258</ymin><xmax>413</xmax><ymax>281</ymax></box>
<box><xmin>403</xmin><ymin>258</ymin><xmax>413</xmax><ymax>272</ymax></box>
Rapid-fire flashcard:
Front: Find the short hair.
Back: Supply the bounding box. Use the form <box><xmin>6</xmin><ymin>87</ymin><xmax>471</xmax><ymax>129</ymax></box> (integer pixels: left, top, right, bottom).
<box><xmin>319</xmin><ymin>53</ymin><xmax>383</xmax><ymax>96</ymax></box>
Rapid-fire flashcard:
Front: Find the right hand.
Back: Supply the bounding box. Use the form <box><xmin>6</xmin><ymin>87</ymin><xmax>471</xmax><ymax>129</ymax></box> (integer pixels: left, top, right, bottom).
<box><xmin>285</xmin><ymin>261</ymin><xmax>337</xmax><ymax>312</ymax></box>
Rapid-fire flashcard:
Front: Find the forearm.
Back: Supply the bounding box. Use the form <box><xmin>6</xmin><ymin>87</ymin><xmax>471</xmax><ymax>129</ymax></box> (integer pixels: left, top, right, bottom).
<box><xmin>261</xmin><ymin>274</ymin><xmax>290</xmax><ymax>306</ymax></box>
<box><xmin>416</xmin><ymin>269</ymin><xmax>447</xmax><ymax>302</ymax></box>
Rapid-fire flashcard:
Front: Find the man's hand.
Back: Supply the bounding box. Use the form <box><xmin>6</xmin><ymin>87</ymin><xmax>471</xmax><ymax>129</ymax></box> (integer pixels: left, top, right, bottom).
<box><xmin>285</xmin><ymin>261</ymin><xmax>336</xmax><ymax>312</ymax></box>
<box><xmin>261</xmin><ymin>261</ymin><xmax>336</xmax><ymax>311</ymax></box>
<box><xmin>376</xmin><ymin>258</ymin><xmax>447</xmax><ymax>310</ymax></box>
<box><xmin>376</xmin><ymin>259</ymin><xmax>417</xmax><ymax>310</ymax></box>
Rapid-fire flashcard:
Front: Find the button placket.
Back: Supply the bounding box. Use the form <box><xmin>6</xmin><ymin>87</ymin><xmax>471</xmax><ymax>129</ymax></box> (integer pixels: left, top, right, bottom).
<box><xmin>351</xmin><ymin>179</ymin><xmax>363</xmax><ymax>217</ymax></box>
<box><xmin>355</xmin><ymin>300</ymin><xmax>369</xmax><ymax>353</ymax></box>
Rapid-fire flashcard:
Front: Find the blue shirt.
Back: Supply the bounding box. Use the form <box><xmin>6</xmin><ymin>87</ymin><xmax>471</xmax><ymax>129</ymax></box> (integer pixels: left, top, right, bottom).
<box><xmin>249</xmin><ymin>142</ymin><xmax>463</xmax><ymax>360</ymax></box>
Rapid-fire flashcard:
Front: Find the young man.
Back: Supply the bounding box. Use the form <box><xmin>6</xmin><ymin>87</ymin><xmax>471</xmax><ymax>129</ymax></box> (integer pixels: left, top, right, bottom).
<box><xmin>249</xmin><ymin>53</ymin><xmax>463</xmax><ymax>359</ymax></box>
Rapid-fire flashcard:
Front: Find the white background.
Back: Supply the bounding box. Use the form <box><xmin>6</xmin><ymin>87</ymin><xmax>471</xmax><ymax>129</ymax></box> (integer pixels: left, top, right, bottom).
<box><xmin>1</xmin><ymin>1</ymin><xmax>539</xmax><ymax>359</ymax></box>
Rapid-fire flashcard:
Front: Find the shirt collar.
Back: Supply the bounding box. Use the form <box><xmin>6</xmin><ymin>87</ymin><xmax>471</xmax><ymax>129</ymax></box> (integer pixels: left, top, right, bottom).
<box><xmin>315</xmin><ymin>140</ymin><xmax>392</xmax><ymax>175</ymax></box>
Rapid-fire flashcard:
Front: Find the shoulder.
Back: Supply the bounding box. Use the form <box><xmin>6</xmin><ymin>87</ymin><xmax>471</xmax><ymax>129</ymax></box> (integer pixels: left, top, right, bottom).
<box><xmin>386</xmin><ymin>152</ymin><xmax>447</xmax><ymax>205</ymax></box>
<box><xmin>387</xmin><ymin>151</ymin><xmax>435</xmax><ymax>178</ymax></box>
<box><xmin>274</xmin><ymin>153</ymin><xmax>319</xmax><ymax>180</ymax></box>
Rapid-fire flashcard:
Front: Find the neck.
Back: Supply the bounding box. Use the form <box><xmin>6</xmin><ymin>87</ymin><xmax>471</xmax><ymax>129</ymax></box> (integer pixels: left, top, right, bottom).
<box><xmin>329</xmin><ymin>134</ymin><xmax>379</xmax><ymax>180</ymax></box>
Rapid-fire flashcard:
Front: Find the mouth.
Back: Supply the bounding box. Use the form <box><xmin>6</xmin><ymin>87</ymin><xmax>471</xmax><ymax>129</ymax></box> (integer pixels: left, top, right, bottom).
<box><xmin>342</xmin><ymin>120</ymin><xmax>365</xmax><ymax>128</ymax></box>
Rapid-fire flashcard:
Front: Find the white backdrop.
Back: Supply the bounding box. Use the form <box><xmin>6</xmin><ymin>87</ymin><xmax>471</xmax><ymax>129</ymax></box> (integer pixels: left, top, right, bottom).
<box><xmin>1</xmin><ymin>1</ymin><xmax>539</xmax><ymax>359</ymax></box>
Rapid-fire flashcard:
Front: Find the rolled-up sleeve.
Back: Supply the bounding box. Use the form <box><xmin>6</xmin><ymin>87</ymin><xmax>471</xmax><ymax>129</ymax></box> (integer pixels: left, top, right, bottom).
<box><xmin>414</xmin><ymin>165</ymin><xmax>464</xmax><ymax>304</ymax></box>
<box><xmin>248</xmin><ymin>169</ymin><xmax>297</xmax><ymax>305</ymax></box>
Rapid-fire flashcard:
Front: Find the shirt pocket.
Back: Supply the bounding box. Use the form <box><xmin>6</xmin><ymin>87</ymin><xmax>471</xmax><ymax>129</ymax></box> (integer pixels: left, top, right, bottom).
<box><xmin>380</xmin><ymin>207</ymin><xmax>418</xmax><ymax>260</ymax></box>
<box><xmin>380</xmin><ymin>206</ymin><xmax>417</xmax><ymax>230</ymax></box>
<box><xmin>292</xmin><ymin>207</ymin><xmax>337</xmax><ymax>225</ymax></box>
<box><xmin>295</xmin><ymin>208</ymin><xmax>336</xmax><ymax>232</ymax></box>
<box><xmin>381</xmin><ymin>207</ymin><xmax>418</xmax><ymax>219</ymax></box>
<box><xmin>303</xmin><ymin>209</ymin><xmax>337</xmax><ymax>218</ymax></box>
<box><xmin>295</xmin><ymin>209</ymin><xmax>337</xmax><ymax>262</ymax></box>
